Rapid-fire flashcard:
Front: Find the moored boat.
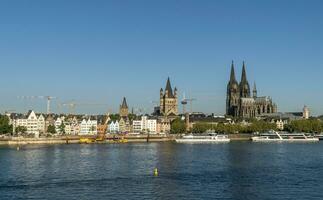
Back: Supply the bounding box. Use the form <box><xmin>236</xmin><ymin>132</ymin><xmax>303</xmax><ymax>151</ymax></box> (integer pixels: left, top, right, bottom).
<box><xmin>252</xmin><ymin>130</ymin><xmax>319</xmax><ymax>142</ymax></box>
<box><xmin>314</xmin><ymin>134</ymin><xmax>323</xmax><ymax>141</ymax></box>
<box><xmin>79</xmin><ymin>138</ymin><xmax>95</xmax><ymax>144</ymax></box>
<box><xmin>175</xmin><ymin>133</ymin><xmax>230</xmax><ymax>143</ymax></box>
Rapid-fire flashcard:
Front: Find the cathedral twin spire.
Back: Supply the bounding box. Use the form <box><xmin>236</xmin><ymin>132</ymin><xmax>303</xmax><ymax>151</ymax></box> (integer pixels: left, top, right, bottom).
<box><xmin>240</xmin><ymin>61</ymin><xmax>248</xmax><ymax>84</ymax></box>
<box><xmin>228</xmin><ymin>61</ymin><xmax>256</xmax><ymax>98</ymax></box>
<box><xmin>227</xmin><ymin>61</ymin><xmax>277</xmax><ymax>118</ymax></box>
<box><xmin>229</xmin><ymin>61</ymin><xmax>238</xmax><ymax>85</ymax></box>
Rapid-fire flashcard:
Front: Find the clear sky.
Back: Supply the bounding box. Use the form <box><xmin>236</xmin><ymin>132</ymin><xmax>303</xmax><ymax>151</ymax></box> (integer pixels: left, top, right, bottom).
<box><xmin>0</xmin><ymin>0</ymin><xmax>322</xmax><ymax>115</ymax></box>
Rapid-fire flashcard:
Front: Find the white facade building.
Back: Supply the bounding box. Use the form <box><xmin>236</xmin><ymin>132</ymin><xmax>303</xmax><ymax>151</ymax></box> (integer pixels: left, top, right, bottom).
<box><xmin>80</xmin><ymin>118</ymin><xmax>98</xmax><ymax>135</ymax></box>
<box><xmin>147</xmin><ymin>119</ymin><xmax>157</xmax><ymax>133</ymax></box>
<box><xmin>108</xmin><ymin>121</ymin><xmax>119</xmax><ymax>134</ymax></box>
<box><xmin>13</xmin><ymin>110</ymin><xmax>45</xmax><ymax>137</ymax></box>
<box><xmin>276</xmin><ymin>119</ymin><xmax>285</xmax><ymax>130</ymax></box>
<box><xmin>55</xmin><ymin>117</ymin><xmax>63</xmax><ymax>133</ymax></box>
<box><xmin>64</xmin><ymin>117</ymin><xmax>80</xmax><ymax>135</ymax></box>
<box><xmin>132</xmin><ymin>120</ymin><xmax>142</xmax><ymax>133</ymax></box>
<box><xmin>132</xmin><ymin>116</ymin><xmax>157</xmax><ymax>134</ymax></box>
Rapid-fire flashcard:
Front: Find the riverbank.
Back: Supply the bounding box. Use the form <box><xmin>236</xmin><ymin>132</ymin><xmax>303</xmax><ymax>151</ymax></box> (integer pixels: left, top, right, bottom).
<box><xmin>0</xmin><ymin>134</ymin><xmax>252</xmax><ymax>145</ymax></box>
<box><xmin>0</xmin><ymin>135</ymin><xmax>174</xmax><ymax>145</ymax></box>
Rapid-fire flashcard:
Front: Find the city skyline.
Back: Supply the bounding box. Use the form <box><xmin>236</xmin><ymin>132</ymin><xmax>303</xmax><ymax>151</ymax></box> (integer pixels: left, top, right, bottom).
<box><xmin>1</xmin><ymin>0</ymin><xmax>322</xmax><ymax>115</ymax></box>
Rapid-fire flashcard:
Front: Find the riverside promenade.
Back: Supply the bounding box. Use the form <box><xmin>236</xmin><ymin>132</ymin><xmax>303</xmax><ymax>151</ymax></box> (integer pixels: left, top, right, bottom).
<box><xmin>0</xmin><ymin>134</ymin><xmax>174</xmax><ymax>145</ymax></box>
<box><xmin>0</xmin><ymin>134</ymin><xmax>252</xmax><ymax>145</ymax></box>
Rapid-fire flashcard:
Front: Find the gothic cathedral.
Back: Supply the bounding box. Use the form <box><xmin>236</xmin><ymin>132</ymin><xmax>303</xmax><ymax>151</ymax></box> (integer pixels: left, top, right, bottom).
<box><xmin>226</xmin><ymin>61</ymin><xmax>277</xmax><ymax>118</ymax></box>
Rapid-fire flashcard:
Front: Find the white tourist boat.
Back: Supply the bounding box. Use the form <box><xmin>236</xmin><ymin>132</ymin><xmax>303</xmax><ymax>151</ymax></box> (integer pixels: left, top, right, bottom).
<box><xmin>314</xmin><ymin>134</ymin><xmax>323</xmax><ymax>141</ymax></box>
<box><xmin>175</xmin><ymin>133</ymin><xmax>230</xmax><ymax>143</ymax></box>
<box><xmin>252</xmin><ymin>130</ymin><xmax>319</xmax><ymax>142</ymax></box>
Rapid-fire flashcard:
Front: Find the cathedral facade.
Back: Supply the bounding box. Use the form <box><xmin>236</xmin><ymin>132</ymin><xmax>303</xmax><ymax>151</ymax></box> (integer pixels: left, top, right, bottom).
<box><xmin>226</xmin><ymin>61</ymin><xmax>277</xmax><ymax>118</ymax></box>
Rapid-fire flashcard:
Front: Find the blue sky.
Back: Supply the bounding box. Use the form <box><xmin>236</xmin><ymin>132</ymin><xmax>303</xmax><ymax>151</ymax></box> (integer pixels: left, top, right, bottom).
<box><xmin>0</xmin><ymin>0</ymin><xmax>322</xmax><ymax>115</ymax></box>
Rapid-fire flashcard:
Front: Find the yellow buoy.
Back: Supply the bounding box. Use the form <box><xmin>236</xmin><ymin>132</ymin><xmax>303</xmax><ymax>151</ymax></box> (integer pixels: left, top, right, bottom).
<box><xmin>154</xmin><ymin>168</ymin><xmax>159</xmax><ymax>177</ymax></box>
<box><xmin>16</xmin><ymin>146</ymin><xmax>20</xmax><ymax>151</ymax></box>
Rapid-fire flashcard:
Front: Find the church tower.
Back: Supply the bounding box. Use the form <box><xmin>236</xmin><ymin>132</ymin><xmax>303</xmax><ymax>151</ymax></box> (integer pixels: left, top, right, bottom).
<box><xmin>119</xmin><ymin>97</ymin><xmax>129</xmax><ymax>117</ymax></box>
<box><xmin>303</xmin><ymin>105</ymin><xmax>310</xmax><ymax>119</ymax></box>
<box><xmin>160</xmin><ymin>77</ymin><xmax>178</xmax><ymax>116</ymax></box>
<box><xmin>226</xmin><ymin>61</ymin><xmax>240</xmax><ymax>117</ymax></box>
<box><xmin>253</xmin><ymin>82</ymin><xmax>257</xmax><ymax>98</ymax></box>
<box><xmin>239</xmin><ymin>62</ymin><xmax>251</xmax><ymax>98</ymax></box>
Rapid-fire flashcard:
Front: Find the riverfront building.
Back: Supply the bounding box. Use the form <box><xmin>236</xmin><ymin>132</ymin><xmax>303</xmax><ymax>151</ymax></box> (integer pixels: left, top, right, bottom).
<box><xmin>226</xmin><ymin>61</ymin><xmax>277</xmax><ymax>118</ymax></box>
<box><xmin>11</xmin><ymin>110</ymin><xmax>46</xmax><ymax>136</ymax></box>
<box><xmin>132</xmin><ymin>116</ymin><xmax>157</xmax><ymax>134</ymax></box>
<box><xmin>108</xmin><ymin>121</ymin><xmax>120</xmax><ymax>134</ymax></box>
<box><xmin>79</xmin><ymin>118</ymin><xmax>97</xmax><ymax>135</ymax></box>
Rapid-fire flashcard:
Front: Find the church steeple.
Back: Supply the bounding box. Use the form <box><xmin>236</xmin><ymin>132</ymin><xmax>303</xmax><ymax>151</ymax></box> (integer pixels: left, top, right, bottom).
<box><xmin>121</xmin><ymin>97</ymin><xmax>128</xmax><ymax>109</ymax></box>
<box><xmin>160</xmin><ymin>77</ymin><xmax>178</xmax><ymax>116</ymax></box>
<box><xmin>226</xmin><ymin>61</ymin><xmax>240</xmax><ymax>117</ymax></box>
<box><xmin>239</xmin><ymin>61</ymin><xmax>251</xmax><ymax>98</ymax></box>
<box><xmin>241</xmin><ymin>61</ymin><xmax>247</xmax><ymax>83</ymax></box>
<box><xmin>229</xmin><ymin>61</ymin><xmax>238</xmax><ymax>85</ymax></box>
<box><xmin>119</xmin><ymin>97</ymin><xmax>129</xmax><ymax>117</ymax></box>
<box><xmin>253</xmin><ymin>82</ymin><xmax>257</xmax><ymax>98</ymax></box>
<box><xmin>228</xmin><ymin>61</ymin><xmax>239</xmax><ymax>93</ymax></box>
<box><xmin>165</xmin><ymin>77</ymin><xmax>174</xmax><ymax>98</ymax></box>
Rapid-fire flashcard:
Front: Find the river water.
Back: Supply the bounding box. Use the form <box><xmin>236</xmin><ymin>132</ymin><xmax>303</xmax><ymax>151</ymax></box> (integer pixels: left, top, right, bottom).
<box><xmin>1</xmin><ymin>142</ymin><xmax>323</xmax><ymax>200</ymax></box>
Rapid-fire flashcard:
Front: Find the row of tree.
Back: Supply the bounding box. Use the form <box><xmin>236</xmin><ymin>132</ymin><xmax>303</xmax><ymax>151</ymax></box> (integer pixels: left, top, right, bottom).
<box><xmin>191</xmin><ymin>120</ymin><xmax>277</xmax><ymax>134</ymax></box>
<box><xmin>171</xmin><ymin>118</ymin><xmax>323</xmax><ymax>134</ymax></box>
<box><xmin>284</xmin><ymin>119</ymin><xmax>323</xmax><ymax>133</ymax></box>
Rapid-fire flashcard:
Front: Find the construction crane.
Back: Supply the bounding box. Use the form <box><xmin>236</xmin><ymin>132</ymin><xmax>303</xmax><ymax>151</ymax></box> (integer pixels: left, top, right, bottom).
<box><xmin>181</xmin><ymin>93</ymin><xmax>197</xmax><ymax>114</ymax></box>
<box><xmin>150</xmin><ymin>100</ymin><xmax>159</xmax><ymax>115</ymax></box>
<box><xmin>18</xmin><ymin>96</ymin><xmax>57</xmax><ymax>114</ymax></box>
<box><xmin>150</xmin><ymin>100</ymin><xmax>159</xmax><ymax>107</ymax></box>
<box><xmin>39</xmin><ymin>96</ymin><xmax>57</xmax><ymax>114</ymax></box>
<box><xmin>5</xmin><ymin>110</ymin><xmax>16</xmax><ymax>114</ymax></box>
<box><xmin>61</xmin><ymin>101</ymin><xmax>107</xmax><ymax>115</ymax></box>
<box><xmin>133</xmin><ymin>107</ymin><xmax>144</xmax><ymax>116</ymax></box>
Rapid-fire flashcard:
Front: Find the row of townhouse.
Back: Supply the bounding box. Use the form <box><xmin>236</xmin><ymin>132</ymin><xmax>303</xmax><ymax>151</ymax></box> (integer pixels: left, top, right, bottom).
<box><xmin>54</xmin><ymin>116</ymin><xmax>98</xmax><ymax>135</ymax></box>
<box><xmin>107</xmin><ymin>116</ymin><xmax>159</xmax><ymax>134</ymax></box>
<box><xmin>9</xmin><ymin>110</ymin><xmax>98</xmax><ymax>136</ymax></box>
<box><xmin>10</xmin><ymin>110</ymin><xmax>46</xmax><ymax>137</ymax></box>
<box><xmin>9</xmin><ymin>110</ymin><xmax>169</xmax><ymax>136</ymax></box>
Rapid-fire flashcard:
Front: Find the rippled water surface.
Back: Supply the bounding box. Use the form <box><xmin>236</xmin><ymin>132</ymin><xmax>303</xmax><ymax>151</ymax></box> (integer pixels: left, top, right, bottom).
<box><xmin>1</xmin><ymin>142</ymin><xmax>323</xmax><ymax>200</ymax></box>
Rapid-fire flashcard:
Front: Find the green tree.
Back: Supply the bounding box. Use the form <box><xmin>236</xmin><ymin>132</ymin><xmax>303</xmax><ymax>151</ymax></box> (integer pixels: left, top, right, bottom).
<box><xmin>128</xmin><ymin>113</ymin><xmax>137</xmax><ymax>121</ymax></box>
<box><xmin>191</xmin><ymin>120</ymin><xmax>277</xmax><ymax>134</ymax></box>
<box><xmin>0</xmin><ymin>115</ymin><xmax>13</xmax><ymax>135</ymax></box>
<box><xmin>15</xmin><ymin>126</ymin><xmax>27</xmax><ymax>135</ymax></box>
<box><xmin>47</xmin><ymin>125</ymin><xmax>56</xmax><ymax>134</ymax></box>
<box><xmin>192</xmin><ymin>122</ymin><xmax>212</xmax><ymax>133</ymax></box>
<box><xmin>58</xmin><ymin>123</ymin><xmax>66</xmax><ymax>135</ymax></box>
<box><xmin>289</xmin><ymin>119</ymin><xmax>323</xmax><ymax>133</ymax></box>
<box><xmin>110</xmin><ymin>114</ymin><xmax>120</xmax><ymax>122</ymax></box>
<box><xmin>170</xmin><ymin>118</ymin><xmax>186</xmax><ymax>134</ymax></box>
